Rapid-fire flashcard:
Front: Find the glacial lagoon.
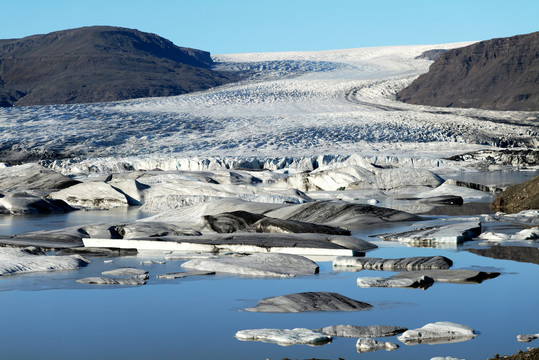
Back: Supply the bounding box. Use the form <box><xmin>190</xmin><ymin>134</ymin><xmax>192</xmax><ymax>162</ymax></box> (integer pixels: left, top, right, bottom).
<box><xmin>0</xmin><ymin>206</ymin><xmax>537</xmax><ymax>360</ymax></box>
<box><xmin>1</xmin><ymin>39</ymin><xmax>537</xmax><ymax>359</ymax></box>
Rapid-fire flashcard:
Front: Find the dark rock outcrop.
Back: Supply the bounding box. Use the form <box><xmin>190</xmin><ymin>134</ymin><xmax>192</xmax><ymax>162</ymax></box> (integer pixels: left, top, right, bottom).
<box><xmin>398</xmin><ymin>32</ymin><xmax>539</xmax><ymax>111</ymax></box>
<box><xmin>415</xmin><ymin>49</ymin><xmax>447</xmax><ymax>61</ymax></box>
<box><xmin>0</xmin><ymin>26</ymin><xmax>238</xmax><ymax>107</ymax></box>
<box><xmin>487</xmin><ymin>347</ymin><xmax>539</xmax><ymax>360</ymax></box>
<box><xmin>491</xmin><ymin>175</ymin><xmax>539</xmax><ymax>213</ymax></box>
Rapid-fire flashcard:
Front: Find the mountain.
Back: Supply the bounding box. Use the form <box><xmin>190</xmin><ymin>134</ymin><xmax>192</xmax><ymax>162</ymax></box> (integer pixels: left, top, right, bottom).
<box><xmin>397</xmin><ymin>32</ymin><xmax>539</xmax><ymax>111</ymax></box>
<box><xmin>0</xmin><ymin>26</ymin><xmax>238</xmax><ymax>107</ymax></box>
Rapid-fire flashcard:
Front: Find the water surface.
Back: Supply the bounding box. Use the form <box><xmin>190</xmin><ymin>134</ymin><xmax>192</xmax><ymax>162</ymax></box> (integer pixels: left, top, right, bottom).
<box><xmin>0</xmin><ymin>170</ymin><xmax>537</xmax><ymax>359</ymax></box>
<box><xmin>0</xmin><ymin>224</ymin><xmax>537</xmax><ymax>360</ymax></box>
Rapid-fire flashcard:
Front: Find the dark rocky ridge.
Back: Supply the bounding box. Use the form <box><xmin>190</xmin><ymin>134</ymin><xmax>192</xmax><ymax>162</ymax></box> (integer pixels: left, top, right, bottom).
<box><xmin>0</xmin><ymin>26</ymin><xmax>238</xmax><ymax>107</ymax></box>
<box><xmin>491</xmin><ymin>175</ymin><xmax>539</xmax><ymax>213</ymax></box>
<box><xmin>398</xmin><ymin>32</ymin><xmax>539</xmax><ymax>111</ymax></box>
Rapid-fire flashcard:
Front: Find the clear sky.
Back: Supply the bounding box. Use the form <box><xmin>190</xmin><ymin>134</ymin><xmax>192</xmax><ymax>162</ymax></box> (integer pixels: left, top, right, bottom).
<box><xmin>1</xmin><ymin>0</ymin><xmax>537</xmax><ymax>54</ymax></box>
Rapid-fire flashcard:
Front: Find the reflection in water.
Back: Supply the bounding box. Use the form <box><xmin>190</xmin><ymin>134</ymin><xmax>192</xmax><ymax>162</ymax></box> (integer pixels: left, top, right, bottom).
<box><xmin>398</xmin><ymin>334</ymin><xmax>477</xmax><ymax>346</ymax></box>
<box><xmin>0</xmin><ymin>207</ymin><xmax>149</xmax><ymax>236</ymax></box>
<box><xmin>467</xmin><ymin>245</ymin><xmax>539</xmax><ymax>265</ymax></box>
<box><xmin>442</xmin><ymin>170</ymin><xmax>539</xmax><ymax>188</ymax></box>
<box><xmin>420</xmin><ymin>202</ymin><xmax>493</xmax><ymax>216</ymax></box>
<box><xmin>0</xmin><ymin>170</ymin><xmax>537</xmax><ymax>359</ymax></box>
<box><xmin>0</xmin><ymin>237</ymin><xmax>537</xmax><ymax>359</ymax></box>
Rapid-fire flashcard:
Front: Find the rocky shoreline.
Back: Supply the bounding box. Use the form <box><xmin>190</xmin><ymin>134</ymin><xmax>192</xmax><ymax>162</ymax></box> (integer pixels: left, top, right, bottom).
<box><xmin>489</xmin><ymin>347</ymin><xmax>539</xmax><ymax>360</ymax></box>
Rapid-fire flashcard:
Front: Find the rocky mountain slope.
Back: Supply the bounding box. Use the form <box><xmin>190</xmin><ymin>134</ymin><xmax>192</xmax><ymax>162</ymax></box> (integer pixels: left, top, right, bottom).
<box><xmin>398</xmin><ymin>32</ymin><xmax>539</xmax><ymax>111</ymax></box>
<box><xmin>491</xmin><ymin>175</ymin><xmax>539</xmax><ymax>213</ymax></box>
<box><xmin>0</xmin><ymin>26</ymin><xmax>238</xmax><ymax>107</ymax></box>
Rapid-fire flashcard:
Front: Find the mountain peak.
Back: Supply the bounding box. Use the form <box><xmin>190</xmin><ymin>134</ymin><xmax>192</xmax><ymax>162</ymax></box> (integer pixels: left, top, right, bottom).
<box><xmin>397</xmin><ymin>31</ymin><xmax>539</xmax><ymax>111</ymax></box>
<box><xmin>0</xmin><ymin>26</ymin><xmax>236</xmax><ymax>107</ymax></box>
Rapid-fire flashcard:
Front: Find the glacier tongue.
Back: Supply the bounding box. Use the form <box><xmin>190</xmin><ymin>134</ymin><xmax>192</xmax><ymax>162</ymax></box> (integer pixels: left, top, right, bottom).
<box><xmin>2</xmin><ymin>42</ymin><xmax>535</xmax><ymax>170</ymax></box>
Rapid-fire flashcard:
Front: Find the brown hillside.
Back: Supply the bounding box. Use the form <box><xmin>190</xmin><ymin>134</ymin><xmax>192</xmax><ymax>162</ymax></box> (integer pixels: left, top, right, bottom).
<box><xmin>491</xmin><ymin>175</ymin><xmax>539</xmax><ymax>213</ymax></box>
<box><xmin>398</xmin><ymin>32</ymin><xmax>539</xmax><ymax>111</ymax></box>
<box><xmin>0</xmin><ymin>26</ymin><xmax>238</xmax><ymax>107</ymax></box>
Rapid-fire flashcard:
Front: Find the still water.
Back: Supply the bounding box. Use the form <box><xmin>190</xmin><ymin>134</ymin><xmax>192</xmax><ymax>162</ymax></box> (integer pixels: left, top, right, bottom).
<box><xmin>0</xmin><ymin>207</ymin><xmax>149</xmax><ymax>236</ymax></box>
<box><xmin>0</xmin><ymin>170</ymin><xmax>537</xmax><ymax>359</ymax></box>
<box><xmin>0</xmin><ymin>224</ymin><xmax>538</xmax><ymax>359</ymax></box>
<box><xmin>442</xmin><ymin>168</ymin><xmax>539</xmax><ymax>187</ymax></box>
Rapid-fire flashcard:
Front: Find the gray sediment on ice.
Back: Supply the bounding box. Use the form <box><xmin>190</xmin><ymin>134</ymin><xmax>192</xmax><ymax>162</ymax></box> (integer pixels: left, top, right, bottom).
<box><xmin>315</xmin><ymin>324</ymin><xmax>407</xmax><ymax>338</ymax></box>
<box><xmin>333</xmin><ymin>255</ymin><xmax>453</xmax><ymax>270</ymax></box>
<box><xmin>245</xmin><ymin>291</ymin><xmax>373</xmax><ymax>313</ymax></box>
<box><xmin>356</xmin><ymin>275</ymin><xmax>435</xmax><ymax>289</ymax></box>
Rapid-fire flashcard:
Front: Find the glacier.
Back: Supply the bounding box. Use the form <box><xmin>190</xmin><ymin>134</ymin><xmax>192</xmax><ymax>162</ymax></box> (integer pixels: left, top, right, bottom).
<box><xmin>1</xmin><ymin>41</ymin><xmax>536</xmax><ymax>175</ymax></box>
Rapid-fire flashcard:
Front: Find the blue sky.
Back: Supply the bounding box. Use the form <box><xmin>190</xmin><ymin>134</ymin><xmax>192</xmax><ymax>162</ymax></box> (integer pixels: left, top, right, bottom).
<box><xmin>1</xmin><ymin>0</ymin><xmax>537</xmax><ymax>54</ymax></box>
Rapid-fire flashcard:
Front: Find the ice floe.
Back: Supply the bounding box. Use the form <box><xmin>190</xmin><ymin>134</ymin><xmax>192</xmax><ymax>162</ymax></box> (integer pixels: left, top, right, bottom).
<box><xmin>0</xmin><ymin>246</ymin><xmax>90</xmax><ymax>276</ymax></box>
<box><xmin>315</xmin><ymin>324</ymin><xmax>407</xmax><ymax>338</ymax></box>
<box><xmin>83</xmin><ymin>232</ymin><xmax>373</xmax><ymax>257</ymax></box>
<box><xmin>245</xmin><ymin>291</ymin><xmax>373</xmax><ymax>313</ymax></box>
<box><xmin>333</xmin><ymin>255</ymin><xmax>453</xmax><ymax>270</ymax></box>
<box><xmin>356</xmin><ymin>275</ymin><xmax>434</xmax><ymax>289</ymax></box>
<box><xmin>181</xmin><ymin>253</ymin><xmax>318</xmax><ymax>277</ymax></box>
<box><xmin>101</xmin><ymin>267</ymin><xmax>148</xmax><ymax>276</ymax></box>
<box><xmin>49</xmin><ymin>182</ymin><xmax>129</xmax><ymax>209</ymax></box>
<box><xmin>478</xmin><ymin>228</ymin><xmax>539</xmax><ymax>244</ymax></box>
<box><xmin>379</xmin><ymin>221</ymin><xmax>481</xmax><ymax>246</ymax></box>
<box><xmin>356</xmin><ymin>338</ymin><xmax>399</xmax><ymax>353</ymax></box>
<box><xmin>0</xmin><ymin>192</ymin><xmax>73</xmax><ymax>215</ymax></box>
<box><xmin>0</xmin><ymin>163</ymin><xmax>79</xmax><ymax>191</ymax></box>
<box><xmin>201</xmin><ymin>210</ymin><xmax>350</xmax><ymax>235</ymax></box>
<box><xmin>397</xmin><ymin>321</ymin><xmax>477</xmax><ymax>345</ymax></box>
<box><xmin>483</xmin><ymin>210</ymin><xmax>539</xmax><ymax>226</ymax></box>
<box><xmin>235</xmin><ymin>328</ymin><xmax>332</xmax><ymax>346</ymax></box>
<box><xmin>517</xmin><ymin>334</ymin><xmax>539</xmax><ymax>343</ymax></box>
<box><xmin>76</xmin><ymin>275</ymin><xmax>147</xmax><ymax>285</ymax></box>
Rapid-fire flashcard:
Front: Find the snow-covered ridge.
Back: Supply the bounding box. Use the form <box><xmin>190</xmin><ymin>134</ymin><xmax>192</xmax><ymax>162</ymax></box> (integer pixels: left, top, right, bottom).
<box><xmin>213</xmin><ymin>42</ymin><xmax>475</xmax><ymax>64</ymax></box>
